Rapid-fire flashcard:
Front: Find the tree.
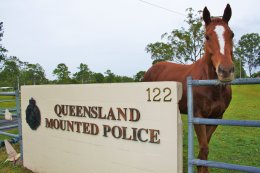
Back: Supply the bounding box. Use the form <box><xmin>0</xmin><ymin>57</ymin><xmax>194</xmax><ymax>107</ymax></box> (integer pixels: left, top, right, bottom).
<box><xmin>91</xmin><ymin>72</ymin><xmax>105</xmax><ymax>83</ymax></box>
<box><xmin>251</xmin><ymin>71</ymin><xmax>260</xmax><ymax>78</ymax></box>
<box><xmin>103</xmin><ymin>70</ymin><xmax>134</xmax><ymax>83</ymax></box>
<box><xmin>146</xmin><ymin>8</ymin><xmax>204</xmax><ymax>64</ymax></box>
<box><xmin>233</xmin><ymin>41</ymin><xmax>247</xmax><ymax>78</ymax></box>
<box><xmin>104</xmin><ymin>70</ymin><xmax>116</xmax><ymax>83</ymax></box>
<box><xmin>53</xmin><ymin>63</ymin><xmax>71</xmax><ymax>83</ymax></box>
<box><xmin>235</xmin><ymin>33</ymin><xmax>260</xmax><ymax>77</ymax></box>
<box><xmin>115</xmin><ymin>76</ymin><xmax>134</xmax><ymax>83</ymax></box>
<box><xmin>21</xmin><ymin>63</ymin><xmax>47</xmax><ymax>85</ymax></box>
<box><xmin>233</xmin><ymin>57</ymin><xmax>247</xmax><ymax>78</ymax></box>
<box><xmin>0</xmin><ymin>56</ymin><xmax>22</xmax><ymax>88</ymax></box>
<box><xmin>0</xmin><ymin>22</ymin><xmax>3</xmax><ymax>43</ymax></box>
<box><xmin>73</xmin><ymin>63</ymin><xmax>91</xmax><ymax>84</ymax></box>
<box><xmin>0</xmin><ymin>22</ymin><xmax>7</xmax><ymax>70</ymax></box>
<box><xmin>134</xmin><ymin>71</ymin><xmax>146</xmax><ymax>82</ymax></box>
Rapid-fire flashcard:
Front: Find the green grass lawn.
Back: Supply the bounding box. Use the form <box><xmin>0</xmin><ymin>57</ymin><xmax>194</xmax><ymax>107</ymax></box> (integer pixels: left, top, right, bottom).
<box><xmin>0</xmin><ymin>85</ymin><xmax>259</xmax><ymax>173</ymax></box>
<box><xmin>0</xmin><ymin>129</ymin><xmax>19</xmax><ymax>141</ymax></box>
<box><xmin>0</xmin><ymin>95</ymin><xmax>16</xmax><ymax>121</ymax></box>
<box><xmin>0</xmin><ymin>144</ymin><xmax>33</xmax><ymax>173</ymax></box>
<box><xmin>0</xmin><ymin>95</ymin><xmax>18</xmax><ymax>141</ymax></box>
<box><xmin>0</xmin><ymin>96</ymin><xmax>16</xmax><ymax>108</ymax></box>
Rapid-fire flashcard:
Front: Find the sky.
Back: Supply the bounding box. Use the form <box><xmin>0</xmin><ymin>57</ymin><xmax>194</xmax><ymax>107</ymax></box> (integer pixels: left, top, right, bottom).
<box><xmin>1</xmin><ymin>0</ymin><xmax>260</xmax><ymax>80</ymax></box>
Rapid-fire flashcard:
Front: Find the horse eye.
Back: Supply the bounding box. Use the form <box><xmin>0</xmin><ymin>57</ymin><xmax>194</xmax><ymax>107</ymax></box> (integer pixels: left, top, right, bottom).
<box><xmin>205</xmin><ymin>35</ymin><xmax>209</xmax><ymax>40</ymax></box>
<box><xmin>231</xmin><ymin>32</ymin><xmax>234</xmax><ymax>39</ymax></box>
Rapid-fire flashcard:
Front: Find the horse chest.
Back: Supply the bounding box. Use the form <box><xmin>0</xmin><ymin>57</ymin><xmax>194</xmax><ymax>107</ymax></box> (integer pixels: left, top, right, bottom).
<box><xmin>193</xmin><ymin>86</ymin><xmax>232</xmax><ymax>118</ymax></box>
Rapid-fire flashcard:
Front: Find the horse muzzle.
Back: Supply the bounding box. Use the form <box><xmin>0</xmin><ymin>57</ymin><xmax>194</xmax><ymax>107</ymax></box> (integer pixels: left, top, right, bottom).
<box><xmin>217</xmin><ymin>64</ymin><xmax>235</xmax><ymax>82</ymax></box>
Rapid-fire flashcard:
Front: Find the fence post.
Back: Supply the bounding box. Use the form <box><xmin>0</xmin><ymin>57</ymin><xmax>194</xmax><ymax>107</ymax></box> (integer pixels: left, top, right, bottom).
<box><xmin>187</xmin><ymin>76</ymin><xmax>194</xmax><ymax>173</ymax></box>
<box><xmin>16</xmin><ymin>90</ymin><xmax>23</xmax><ymax>162</ymax></box>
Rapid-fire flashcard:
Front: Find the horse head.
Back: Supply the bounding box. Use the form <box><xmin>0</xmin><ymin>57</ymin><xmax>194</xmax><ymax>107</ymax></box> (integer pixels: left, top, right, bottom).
<box><xmin>203</xmin><ymin>4</ymin><xmax>235</xmax><ymax>82</ymax></box>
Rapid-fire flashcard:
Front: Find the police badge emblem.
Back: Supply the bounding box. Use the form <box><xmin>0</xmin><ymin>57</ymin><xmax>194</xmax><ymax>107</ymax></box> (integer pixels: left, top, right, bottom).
<box><xmin>26</xmin><ymin>98</ymin><xmax>41</xmax><ymax>130</ymax></box>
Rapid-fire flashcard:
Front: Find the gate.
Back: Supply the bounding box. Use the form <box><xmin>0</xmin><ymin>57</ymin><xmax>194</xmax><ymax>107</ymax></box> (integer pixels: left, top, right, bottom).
<box><xmin>0</xmin><ymin>91</ymin><xmax>22</xmax><ymax>158</ymax></box>
<box><xmin>187</xmin><ymin>77</ymin><xmax>260</xmax><ymax>173</ymax></box>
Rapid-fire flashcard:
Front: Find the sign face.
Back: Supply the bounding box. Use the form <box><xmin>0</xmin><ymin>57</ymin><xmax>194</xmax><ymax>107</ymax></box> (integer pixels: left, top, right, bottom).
<box><xmin>21</xmin><ymin>82</ymin><xmax>183</xmax><ymax>173</ymax></box>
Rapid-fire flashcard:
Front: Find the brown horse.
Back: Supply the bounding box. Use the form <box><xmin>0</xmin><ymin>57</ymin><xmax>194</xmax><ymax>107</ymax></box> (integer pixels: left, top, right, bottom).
<box><xmin>143</xmin><ymin>4</ymin><xmax>234</xmax><ymax>173</ymax></box>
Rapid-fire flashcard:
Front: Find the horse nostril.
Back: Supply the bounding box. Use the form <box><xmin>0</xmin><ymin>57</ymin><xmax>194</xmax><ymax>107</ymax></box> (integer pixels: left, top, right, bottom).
<box><xmin>218</xmin><ymin>65</ymin><xmax>234</xmax><ymax>76</ymax></box>
<box><xmin>218</xmin><ymin>65</ymin><xmax>225</xmax><ymax>74</ymax></box>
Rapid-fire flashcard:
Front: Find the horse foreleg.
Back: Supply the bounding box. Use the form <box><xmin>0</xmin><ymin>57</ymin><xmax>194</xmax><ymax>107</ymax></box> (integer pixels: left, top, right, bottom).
<box><xmin>194</xmin><ymin>124</ymin><xmax>210</xmax><ymax>173</ymax></box>
<box><xmin>206</xmin><ymin>115</ymin><xmax>223</xmax><ymax>143</ymax></box>
<box><xmin>206</xmin><ymin>125</ymin><xmax>218</xmax><ymax>143</ymax></box>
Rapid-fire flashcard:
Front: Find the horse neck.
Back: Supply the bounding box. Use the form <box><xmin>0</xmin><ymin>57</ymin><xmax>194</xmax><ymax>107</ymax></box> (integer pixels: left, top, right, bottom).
<box><xmin>197</xmin><ymin>52</ymin><xmax>218</xmax><ymax>80</ymax></box>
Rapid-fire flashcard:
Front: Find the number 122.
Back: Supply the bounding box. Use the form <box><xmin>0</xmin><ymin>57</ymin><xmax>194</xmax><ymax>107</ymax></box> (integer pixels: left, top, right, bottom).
<box><xmin>146</xmin><ymin>87</ymin><xmax>172</xmax><ymax>102</ymax></box>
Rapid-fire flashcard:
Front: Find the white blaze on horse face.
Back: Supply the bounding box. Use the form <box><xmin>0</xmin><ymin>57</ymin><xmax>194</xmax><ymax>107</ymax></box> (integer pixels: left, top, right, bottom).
<box><xmin>214</xmin><ymin>25</ymin><xmax>225</xmax><ymax>55</ymax></box>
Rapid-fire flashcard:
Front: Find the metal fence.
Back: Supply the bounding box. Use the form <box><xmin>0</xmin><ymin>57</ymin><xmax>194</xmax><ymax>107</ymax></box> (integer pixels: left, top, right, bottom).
<box><xmin>0</xmin><ymin>91</ymin><xmax>22</xmax><ymax>152</ymax></box>
<box><xmin>187</xmin><ymin>77</ymin><xmax>260</xmax><ymax>173</ymax></box>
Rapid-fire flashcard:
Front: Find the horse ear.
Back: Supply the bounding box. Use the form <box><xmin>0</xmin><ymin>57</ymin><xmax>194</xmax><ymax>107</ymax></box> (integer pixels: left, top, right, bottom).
<box><xmin>222</xmin><ymin>4</ymin><xmax>232</xmax><ymax>23</ymax></box>
<box><xmin>203</xmin><ymin>7</ymin><xmax>211</xmax><ymax>25</ymax></box>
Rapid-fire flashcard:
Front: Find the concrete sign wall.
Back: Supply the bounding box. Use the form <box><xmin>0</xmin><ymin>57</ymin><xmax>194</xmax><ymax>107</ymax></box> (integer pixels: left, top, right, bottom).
<box><xmin>21</xmin><ymin>82</ymin><xmax>182</xmax><ymax>173</ymax></box>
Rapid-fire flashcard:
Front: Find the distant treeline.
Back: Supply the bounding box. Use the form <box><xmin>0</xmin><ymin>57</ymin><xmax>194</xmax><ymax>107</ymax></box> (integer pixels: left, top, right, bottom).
<box><xmin>0</xmin><ymin>56</ymin><xmax>145</xmax><ymax>88</ymax></box>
